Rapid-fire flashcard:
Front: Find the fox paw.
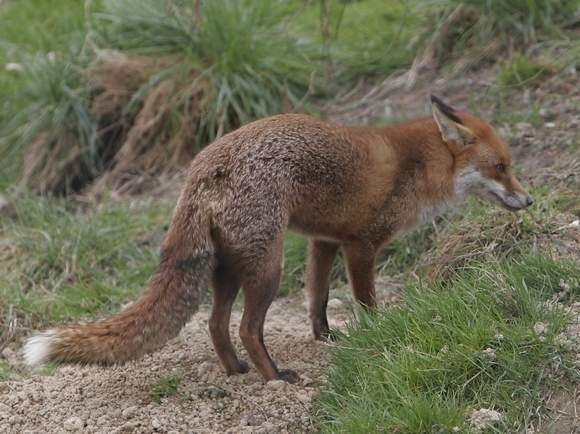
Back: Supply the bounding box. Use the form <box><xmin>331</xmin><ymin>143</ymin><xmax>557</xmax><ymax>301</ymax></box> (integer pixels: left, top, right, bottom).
<box><xmin>226</xmin><ymin>360</ymin><xmax>250</xmax><ymax>376</ymax></box>
<box><xmin>236</xmin><ymin>360</ymin><xmax>250</xmax><ymax>374</ymax></box>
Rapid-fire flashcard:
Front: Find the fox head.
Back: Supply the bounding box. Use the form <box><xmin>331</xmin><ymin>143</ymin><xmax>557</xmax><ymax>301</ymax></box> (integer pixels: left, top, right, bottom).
<box><xmin>430</xmin><ymin>95</ymin><xmax>533</xmax><ymax>211</ymax></box>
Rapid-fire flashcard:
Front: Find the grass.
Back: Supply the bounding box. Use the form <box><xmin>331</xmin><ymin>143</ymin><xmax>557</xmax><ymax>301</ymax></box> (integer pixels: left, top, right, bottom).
<box><xmin>0</xmin><ymin>0</ymin><xmax>423</xmax><ymax>194</ymax></box>
<box><xmin>3</xmin><ymin>51</ymin><xmax>98</xmax><ymax>194</ymax></box>
<box><xmin>0</xmin><ymin>0</ymin><xmax>323</xmax><ymax>194</ymax></box>
<box><xmin>0</xmin><ymin>0</ymin><xmax>90</xmax><ymax>56</ymax></box>
<box><xmin>280</xmin><ymin>233</ymin><xmax>308</xmax><ymax>296</ymax></box>
<box><xmin>498</xmin><ymin>54</ymin><xmax>550</xmax><ymax>88</ymax></box>
<box><xmin>429</xmin><ymin>0</ymin><xmax>576</xmax><ymax>43</ymax></box>
<box><xmin>0</xmin><ymin>194</ymin><xmax>172</xmax><ymax>328</ymax></box>
<box><xmin>288</xmin><ymin>0</ymin><xmax>420</xmax><ymax>81</ymax></box>
<box><xmin>416</xmin><ymin>0</ymin><xmax>577</xmax><ymax>70</ymax></box>
<box><xmin>0</xmin><ymin>195</ymin><xmax>339</xmax><ymax>329</ymax></box>
<box><xmin>0</xmin><ymin>360</ymin><xmax>9</xmax><ymax>381</ymax></box>
<box><xmin>96</xmin><ymin>0</ymin><xmax>318</xmax><ymax>128</ymax></box>
<box><xmin>149</xmin><ymin>372</ymin><xmax>183</xmax><ymax>403</ymax></box>
<box><xmin>0</xmin><ymin>0</ymin><xmax>94</xmax><ymax>190</ymax></box>
<box><xmin>314</xmin><ymin>254</ymin><xmax>580</xmax><ymax>433</ymax></box>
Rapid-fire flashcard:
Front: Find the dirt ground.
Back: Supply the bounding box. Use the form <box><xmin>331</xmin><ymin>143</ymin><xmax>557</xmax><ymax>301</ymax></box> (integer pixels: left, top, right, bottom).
<box><xmin>1</xmin><ymin>294</ymin><xmax>347</xmax><ymax>434</ymax></box>
<box><xmin>0</xmin><ymin>271</ymin><xmax>404</xmax><ymax>434</ymax></box>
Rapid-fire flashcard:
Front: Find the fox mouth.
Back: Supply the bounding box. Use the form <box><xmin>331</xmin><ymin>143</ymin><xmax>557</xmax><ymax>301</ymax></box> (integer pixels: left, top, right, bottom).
<box><xmin>488</xmin><ymin>191</ymin><xmax>524</xmax><ymax>212</ymax></box>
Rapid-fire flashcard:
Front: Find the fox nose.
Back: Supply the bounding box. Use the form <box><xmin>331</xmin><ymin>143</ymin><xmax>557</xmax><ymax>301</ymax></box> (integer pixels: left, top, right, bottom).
<box><xmin>525</xmin><ymin>196</ymin><xmax>534</xmax><ymax>207</ymax></box>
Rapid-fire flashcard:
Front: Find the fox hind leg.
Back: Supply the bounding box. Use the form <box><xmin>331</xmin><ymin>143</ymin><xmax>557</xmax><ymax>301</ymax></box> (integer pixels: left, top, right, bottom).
<box><xmin>209</xmin><ymin>263</ymin><xmax>249</xmax><ymax>375</ymax></box>
<box><xmin>238</xmin><ymin>236</ymin><xmax>299</xmax><ymax>383</ymax></box>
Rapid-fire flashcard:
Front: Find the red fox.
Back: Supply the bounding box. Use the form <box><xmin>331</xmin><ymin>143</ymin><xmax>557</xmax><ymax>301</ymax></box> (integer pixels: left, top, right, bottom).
<box><xmin>24</xmin><ymin>96</ymin><xmax>532</xmax><ymax>383</ymax></box>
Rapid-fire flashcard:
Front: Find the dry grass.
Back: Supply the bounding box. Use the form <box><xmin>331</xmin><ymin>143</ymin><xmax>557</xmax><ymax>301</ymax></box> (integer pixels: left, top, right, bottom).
<box><xmin>89</xmin><ymin>50</ymin><xmax>174</xmax><ymax>117</ymax></box>
<box><xmin>421</xmin><ymin>194</ymin><xmax>579</xmax><ymax>283</ymax></box>
<box><xmin>87</xmin><ymin>53</ymin><xmax>209</xmax><ymax>192</ymax></box>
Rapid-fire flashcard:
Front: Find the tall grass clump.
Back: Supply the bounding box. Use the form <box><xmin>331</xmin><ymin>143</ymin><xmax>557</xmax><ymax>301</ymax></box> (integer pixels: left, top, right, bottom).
<box><xmin>287</xmin><ymin>0</ymin><xmax>420</xmax><ymax>81</ymax></box>
<box><xmin>2</xmin><ymin>0</ymin><xmax>318</xmax><ymax>194</ymax></box>
<box><xmin>88</xmin><ymin>0</ymin><xmax>317</xmax><ymax>192</ymax></box>
<box><xmin>0</xmin><ymin>0</ymin><xmax>95</xmax><ymax>191</ymax></box>
<box><xmin>498</xmin><ymin>54</ymin><xmax>550</xmax><ymax>88</ymax></box>
<box><xmin>94</xmin><ymin>0</ymin><xmax>316</xmax><ymax>137</ymax></box>
<box><xmin>2</xmin><ymin>52</ymin><xmax>98</xmax><ymax>194</ymax></box>
<box><xmin>314</xmin><ymin>254</ymin><xmax>580</xmax><ymax>433</ymax></box>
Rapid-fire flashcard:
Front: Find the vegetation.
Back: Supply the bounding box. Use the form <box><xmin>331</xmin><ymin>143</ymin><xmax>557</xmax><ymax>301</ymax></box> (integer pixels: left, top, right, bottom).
<box><xmin>0</xmin><ymin>0</ymin><xmax>93</xmax><ymax>190</ymax></box>
<box><xmin>0</xmin><ymin>0</ymin><xmax>420</xmax><ymax>194</ymax></box>
<box><xmin>1</xmin><ymin>0</ymin><xmax>321</xmax><ymax>194</ymax></box>
<box><xmin>498</xmin><ymin>54</ymin><xmax>550</xmax><ymax>88</ymax></box>
<box><xmin>414</xmin><ymin>0</ymin><xmax>577</xmax><ymax>71</ymax></box>
<box><xmin>149</xmin><ymin>372</ymin><xmax>183</xmax><ymax>403</ymax></box>
<box><xmin>315</xmin><ymin>254</ymin><xmax>579</xmax><ymax>433</ymax></box>
<box><xmin>0</xmin><ymin>195</ymin><xmax>171</xmax><ymax>327</ymax></box>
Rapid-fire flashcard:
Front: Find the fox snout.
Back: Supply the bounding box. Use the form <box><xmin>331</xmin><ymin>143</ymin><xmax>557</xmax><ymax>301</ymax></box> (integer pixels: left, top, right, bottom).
<box><xmin>484</xmin><ymin>179</ymin><xmax>533</xmax><ymax>211</ymax></box>
<box><xmin>500</xmin><ymin>190</ymin><xmax>534</xmax><ymax>211</ymax></box>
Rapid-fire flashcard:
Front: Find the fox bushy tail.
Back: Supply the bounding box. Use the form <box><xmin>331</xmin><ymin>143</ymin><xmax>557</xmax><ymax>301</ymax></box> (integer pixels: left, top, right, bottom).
<box><xmin>24</xmin><ymin>203</ymin><xmax>215</xmax><ymax>366</ymax></box>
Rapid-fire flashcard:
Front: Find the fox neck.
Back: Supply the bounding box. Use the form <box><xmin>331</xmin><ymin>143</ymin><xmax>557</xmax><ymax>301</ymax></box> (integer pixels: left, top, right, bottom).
<box><xmin>414</xmin><ymin>164</ymin><xmax>479</xmax><ymax>226</ymax></box>
<box><xmin>380</xmin><ymin>119</ymin><xmax>474</xmax><ymax>225</ymax></box>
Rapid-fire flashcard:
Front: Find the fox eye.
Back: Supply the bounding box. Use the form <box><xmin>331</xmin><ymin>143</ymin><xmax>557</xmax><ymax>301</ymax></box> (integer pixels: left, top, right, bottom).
<box><xmin>496</xmin><ymin>163</ymin><xmax>506</xmax><ymax>174</ymax></box>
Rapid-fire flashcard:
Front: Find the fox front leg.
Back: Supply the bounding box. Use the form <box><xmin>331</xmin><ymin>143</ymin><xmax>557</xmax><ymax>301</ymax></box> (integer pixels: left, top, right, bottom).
<box><xmin>305</xmin><ymin>238</ymin><xmax>339</xmax><ymax>341</ymax></box>
<box><xmin>342</xmin><ymin>242</ymin><xmax>378</xmax><ymax>309</ymax></box>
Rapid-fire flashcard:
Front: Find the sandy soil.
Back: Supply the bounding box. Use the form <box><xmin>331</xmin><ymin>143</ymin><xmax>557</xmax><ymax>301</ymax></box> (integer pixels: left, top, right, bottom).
<box><xmin>0</xmin><ymin>294</ymin><xmax>352</xmax><ymax>433</ymax></box>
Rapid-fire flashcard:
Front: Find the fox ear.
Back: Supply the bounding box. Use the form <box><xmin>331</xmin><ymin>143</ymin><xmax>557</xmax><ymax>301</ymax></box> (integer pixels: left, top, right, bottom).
<box><xmin>430</xmin><ymin>95</ymin><xmax>474</xmax><ymax>146</ymax></box>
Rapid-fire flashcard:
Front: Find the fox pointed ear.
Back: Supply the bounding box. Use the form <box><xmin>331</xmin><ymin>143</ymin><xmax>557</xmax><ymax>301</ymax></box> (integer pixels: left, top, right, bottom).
<box><xmin>430</xmin><ymin>95</ymin><xmax>474</xmax><ymax>146</ymax></box>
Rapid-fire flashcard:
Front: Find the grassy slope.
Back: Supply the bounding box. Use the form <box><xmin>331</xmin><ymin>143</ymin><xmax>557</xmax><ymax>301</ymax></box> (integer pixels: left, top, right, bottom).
<box><xmin>313</xmin><ymin>67</ymin><xmax>580</xmax><ymax>430</ymax></box>
<box><xmin>315</xmin><ymin>254</ymin><xmax>579</xmax><ymax>433</ymax></box>
<box><xmin>313</xmin><ymin>137</ymin><xmax>580</xmax><ymax>430</ymax></box>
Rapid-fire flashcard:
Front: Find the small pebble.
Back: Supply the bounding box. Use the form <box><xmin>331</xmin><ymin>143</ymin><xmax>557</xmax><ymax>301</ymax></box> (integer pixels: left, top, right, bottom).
<box><xmin>266</xmin><ymin>379</ymin><xmax>287</xmax><ymax>390</ymax></box>
<box><xmin>533</xmin><ymin>322</ymin><xmax>548</xmax><ymax>336</ymax></box>
<box><xmin>121</xmin><ymin>406</ymin><xmax>138</xmax><ymax>419</ymax></box>
<box><xmin>327</xmin><ymin>298</ymin><xmax>343</xmax><ymax>310</ymax></box>
<box><xmin>63</xmin><ymin>416</ymin><xmax>83</xmax><ymax>432</ymax></box>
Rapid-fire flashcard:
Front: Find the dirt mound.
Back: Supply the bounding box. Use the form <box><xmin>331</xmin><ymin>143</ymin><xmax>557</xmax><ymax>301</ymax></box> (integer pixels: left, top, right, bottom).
<box><xmin>0</xmin><ymin>295</ymin><xmax>350</xmax><ymax>433</ymax></box>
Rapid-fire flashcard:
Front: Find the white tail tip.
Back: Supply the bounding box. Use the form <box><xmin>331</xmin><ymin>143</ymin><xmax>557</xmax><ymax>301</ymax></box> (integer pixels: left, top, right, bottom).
<box><xmin>23</xmin><ymin>330</ymin><xmax>56</xmax><ymax>367</ymax></box>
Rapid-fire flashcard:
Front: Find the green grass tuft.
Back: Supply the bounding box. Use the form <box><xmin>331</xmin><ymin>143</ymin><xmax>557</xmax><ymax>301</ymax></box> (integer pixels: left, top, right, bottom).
<box><xmin>0</xmin><ymin>0</ymin><xmax>96</xmax><ymax>190</ymax></box>
<box><xmin>0</xmin><ymin>360</ymin><xmax>9</xmax><ymax>381</ymax></box>
<box><xmin>288</xmin><ymin>0</ymin><xmax>420</xmax><ymax>81</ymax></box>
<box><xmin>427</xmin><ymin>0</ymin><xmax>576</xmax><ymax>44</ymax></box>
<box><xmin>1</xmin><ymin>51</ymin><xmax>98</xmax><ymax>194</ymax></box>
<box><xmin>280</xmin><ymin>233</ymin><xmax>308</xmax><ymax>296</ymax></box>
<box><xmin>498</xmin><ymin>54</ymin><xmax>549</xmax><ymax>88</ymax></box>
<box><xmin>149</xmin><ymin>372</ymin><xmax>182</xmax><ymax>403</ymax></box>
<box><xmin>314</xmin><ymin>254</ymin><xmax>580</xmax><ymax>433</ymax></box>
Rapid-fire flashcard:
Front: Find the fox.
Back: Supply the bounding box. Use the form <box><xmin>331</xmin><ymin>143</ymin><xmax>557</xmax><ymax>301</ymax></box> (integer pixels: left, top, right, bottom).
<box><xmin>23</xmin><ymin>96</ymin><xmax>533</xmax><ymax>383</ymax></box>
